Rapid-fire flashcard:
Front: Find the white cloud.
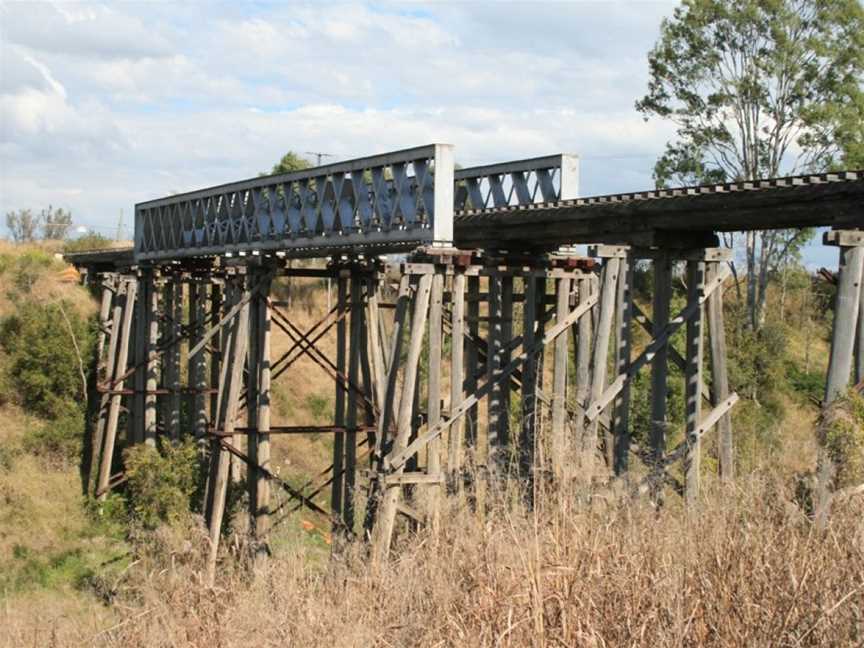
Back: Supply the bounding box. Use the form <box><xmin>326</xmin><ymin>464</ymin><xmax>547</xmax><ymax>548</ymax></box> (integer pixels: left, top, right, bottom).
<box><xmin>0</xmin><ymin>1</ymin><xmax>173</xmax><ymax>60</ymax></box>
<box><xmin>1</xmin><ymin>0</ymin><xmax>680</xmax><ymax>238</ymax></box>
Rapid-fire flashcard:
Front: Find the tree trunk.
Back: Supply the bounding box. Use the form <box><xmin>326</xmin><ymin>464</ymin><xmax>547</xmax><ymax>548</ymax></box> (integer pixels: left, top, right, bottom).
<box><xmin>746</xmin><ymin>231</ymin><xmax>758</xmax><ymax>330</ymax></box>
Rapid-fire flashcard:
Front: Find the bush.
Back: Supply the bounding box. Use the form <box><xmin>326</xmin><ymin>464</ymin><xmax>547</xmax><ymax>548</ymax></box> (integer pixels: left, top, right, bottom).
<box><xmin>63</xmin><ymin>232</ymin><xmax>113</xmax><ymax>253</ymax></box>
<box><xmin>0</xmin><ymin>300</ymin><xmax>93</xmax><ymax>418</ymax></box>
<box><xmin>1</xmin><ymin>545</ymin><xmax>95</xmax><ymax>593</ymax></box>
<box><xmin>306</xmin><ymin>394</ymin><xmax>331</xmax><ymax>423</ymax></box>
<box><xmin>22</xmin><ymin>401</ymin><xmax>86</xmax><ymax>463</ymax></box>
<box><xmin>124</xmin><ymin>442</ymin><xmax>201</xmax><ymax>529</ymax></box>
<box><xmin>819</xmin><ymin>392</ymin><xmax>864</xmax><ymax>489</ymax></box>
<box><xmin>786</xmin><ymin>361</ymin><xmax>825</xmax><ymax>403</ymax></box>
<box><xmin>0</xmin><ymin>442</ymin><xmax>20</xmax><ymax>472</ymax></box>
<box><xmin>4</xmin><ymin>248</ymin><xmax>57</xmax><ymax>294</ymax></box>
<box><xmin>727</xmin><ymin>319</ymin><xmax>788</xmax><ymax>402</ymax></box>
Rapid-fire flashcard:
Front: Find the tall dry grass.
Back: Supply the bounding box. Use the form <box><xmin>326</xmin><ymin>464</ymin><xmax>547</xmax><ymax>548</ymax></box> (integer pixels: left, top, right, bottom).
<box><xmin>65</xmin><ymin>473</ymin><xmax>863</xmax><ymax>648</ymax></box>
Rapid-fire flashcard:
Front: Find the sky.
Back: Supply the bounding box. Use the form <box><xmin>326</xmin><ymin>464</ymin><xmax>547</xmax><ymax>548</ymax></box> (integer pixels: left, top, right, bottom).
<box><xmin>0</xmin><ymin>0</ymin><xmax>839</xmax><ymax>268</ymax></box>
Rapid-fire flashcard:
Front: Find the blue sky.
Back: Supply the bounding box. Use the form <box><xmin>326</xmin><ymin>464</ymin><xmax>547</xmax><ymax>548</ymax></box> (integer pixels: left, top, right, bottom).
<box><xmin>0</xmin><ymin>1</ymin><xmax>840</xmax><ymax>268</ymax></box>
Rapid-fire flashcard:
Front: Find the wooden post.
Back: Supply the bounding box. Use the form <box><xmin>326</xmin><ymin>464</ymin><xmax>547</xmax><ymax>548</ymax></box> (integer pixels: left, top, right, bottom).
<box><xmin>343</xmin><ymin>273</ymin><xmax>362</xmax><ymax>533</ymax></box>
<box><xmin>856</xmin><ymin>277</ymin><xmax>864</xmax><ymax>385</ymax></box>
<box><xmin>465</xmin><ymin>275</ymin><xmax>480</xmax><ymax>450</ymax></box>
<box><xmin>487</xmin><ymin>272</ymin><xmax>506</xmax><ymax>470</ymax></box>
<box><xmin>684</xmin><ymin>260</ymin><xmax>705</xmax><ymax>504</ymax></box>
<box><xmin>448</xmin><ymin>271</ymin><xmax>466</xmax><ymax>489</ymax></box>
<box><xmin>825</xmin><ymin>241</ymin><xmax>864</xmax><ymax>403</ymax></box>
<box><xmin>650</xmin><ymin>254</ymin><xmax>673</xmax><ymax>463</ymax></box>
<box><xmin>816</xmin><ymin>232</ymin><xmax>864</xmax><ymax>528</ymax></box>
<box><xmin>190</xmin><ymin>282</ymin><xmax>209</xmax><ymax>439</ymax></box>
<box><xmin>612</xmin><ymin>254</ymin><xmax>633</xmax><ymax>475</ymax></box>
<box><xmin>230</xmin><ymin>277</ymin><xmax>247</xmax><ymax>483</ymax></box>
<box><xmin>533</xmin><ymin>275</ymin><xmax>547</xmax><ymax>465</ymax></box>
<box><xmin>247</xmin><ymin>269</ymin><xmax>272</xmax><ymax>545</ymax></box>
<box><xmin>358</xmin><ymin>275</ymin><xmax>378</xmax><ymax>453</ymax></box>
<box><xmin>520</xmin><ymin>273</ymin><xmax>538</xmax><ymax>490</ymax></box>
<box><xmin>131</xmin><ymin>271</ymin><xmax>148</xmax><ymax>445</ymax></box>
<box><xmin>331</xmin><ymin>275</ymin><xmax>348</xmax><ymax>526</ymax></box>
<box><xmin>573</xmin><ymin>275</ymin><xmax>593</xmax><ymax>444</ymax></box>
<box><xmin>143</xmin><ymin>275</ymin><xmax>160</xmax><ymax>446</ymax></box>
<box><xmin>174</xmin><ymin>279</ymin><xmax>185</xmax><ymax>438</ymax></box>
<box><xmin>366</xmin><ymin>276</ymin><xmax>387</xmax><ymax>417</ymax></box>
<box><xmin>209</xmin><ymin>282</ymin><xmax>223</xmax><ymax>436</ymax></box>
<box><xmin>586</xmin><ymin>258</ymin><xmax>619</xmax><ymax>461</ymax></box>
<box><xmin>162</xmin><ymin>277</ymin><xmax>181</xmax><ymax>441</ymax></box>
<box><xmin>92</xmin><ymin>276</ymin><xmax>120</xmax><ymax>496</ymax></box>
<box><xmin>371</xmin><ymin>273</ymin><xmax>433</xmax><ymax>561</ymax></box>
<box><xmin>551</xmin><ymin>275</ymin><xmax>571</xmax><ymax>483</ymax></box>
<box><xmin>500</xmin><ymin>274</ymin><xmax>513</xmax><ymax>453</ymax></box>
<box><xmin>97</xmin><ymin>278</ymin><xmax>138</xmax><ymax>500</ymax></box>
<box><xmin>427</xmin><ymin>271</ymin><xmax>444</xmax><ymax>522</ymax></box>
<box><xmin>707</xmin><ymin>261</ymin><xmax>733</xmax><ymax>480</ymax></box>
<box><xmin>206</xmin><ymin>281</ymin><xmax>250</xmax><ymax>586</ymax></box>
<box><xmin>364</xmin><ymin>275</ymin><xmax>410</xmax><ymax>537</ymax></box>
<box><xmin>95</xmin><ymin>275</ymin><xmax>115</xmax><ymax>367</ymax></box>
<box><xmin>204</xmin><ymin>281</ymin><xmax>236</xmax><ymax>522</ymax></box>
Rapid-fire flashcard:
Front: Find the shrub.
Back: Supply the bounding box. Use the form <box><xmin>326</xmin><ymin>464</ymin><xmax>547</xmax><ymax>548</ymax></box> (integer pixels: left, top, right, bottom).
<box><xmin>124</xmin><ymin>442</ymin><xmax>201</xmax><ymax>529</ymax></box>
<box><xmin>22</xmin><ymin>402</ymin><xmax>85</xmax><ymax>463</ymax></box>
<box><xmin>727</xmin><ymin>319</ymin><xmax>788</xmax><ymax>402</ymax></box>
<box><xmin>0</xmin><ymin>442</ymin><xmax>20</xmax><ymax>471</ymax></box>
<box><xmin>786</xmin><ymin>361</ymin><xmax>825</xmax><ymax>403</ymax></box>
<box><xmin>306</xmin><ymin>394</ymin><xmax>331</xmax><ymax>423</ymax></box>
<box><xmin>819</xmin><ymin>391</ymin><xmax>864</xmax><ymax>489</ymax></box>
<box><xmin>1</xmin><ymin>545</ymin><xmax>95</xmax><ymax>593</ymax></box>
<box><xmin>0</xmin><ymin>300</ymin><xmax>93</xmax><ymax>418</ymax></box>
<box><xmin>6</xmin><ymin>248</ymin><xmax>57</xmax><ymax>294</ymax></box>
<box><xmin>63</xmin><ymin>232</ymin><xmax>113</xmax><ymax>253</ymax></box>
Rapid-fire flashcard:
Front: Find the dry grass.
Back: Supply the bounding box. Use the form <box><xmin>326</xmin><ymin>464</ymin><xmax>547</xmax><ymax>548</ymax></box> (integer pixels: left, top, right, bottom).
<box><xmin>4</xmin><ymin>474</ymin><xmax>852</xmax><ymax>648</ymax></box>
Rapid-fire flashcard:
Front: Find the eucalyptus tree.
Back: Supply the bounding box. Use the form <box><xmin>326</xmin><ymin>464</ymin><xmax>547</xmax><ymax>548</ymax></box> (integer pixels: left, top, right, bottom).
<box><xmin>636</xmin><ymin>0</ymin><xmax>864</xmax><ymax>329</ymax></box>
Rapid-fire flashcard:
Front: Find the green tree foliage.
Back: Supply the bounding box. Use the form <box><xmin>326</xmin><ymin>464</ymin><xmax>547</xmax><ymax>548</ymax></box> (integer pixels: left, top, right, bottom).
<box><xmin>124</xmin><ymin>442</ymin><xmax>200</xmax><ymax>529</ymax></box>
<box><xmin>818</xmin><ymin>391</ymin><xmax>864</xmax><ymax>489</ymax></box>
<box><xmin>0</xmin><ymin>247</ymin><xmax>56</xmax><ymax>294</ymax></box>
<box><xmin>41</xmin><ymin>205</ymin><xmax>73</xmax><ymax>240</ymax></box>
<box><xmin>63</xmin><ymin>232</ymin><xmax>113</xmax><ymax>253</ymax></box>
<box><xmin>5</xmin><ymin>209</ymin><xmax>41</xmax><ymax>242</ymax></box>
<box><xmin>270</xmin><ymin>151</ymin><xmax>312</xmax><ymax>175</ymax></box>
<box><xmin>636</xmin><ymin>0</ymin><xmax>864</xmax><ymax>329</ymax></box>
<box><xmin>22</xmin><ymin>404</ymin><xmax>86</xmax><ymax>463</ymax></box>
<box><xmin>0</xmin><ymin>300</ymin><xmax>93</xmax><ymax>418</ymax></box>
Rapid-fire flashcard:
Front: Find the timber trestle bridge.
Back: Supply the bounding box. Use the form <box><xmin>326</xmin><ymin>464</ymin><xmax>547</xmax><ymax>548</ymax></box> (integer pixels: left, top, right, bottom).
<box><xmin>66</xmin><ymin>144</ymin><xmax>864</xmax><ymax>582</ymax></box>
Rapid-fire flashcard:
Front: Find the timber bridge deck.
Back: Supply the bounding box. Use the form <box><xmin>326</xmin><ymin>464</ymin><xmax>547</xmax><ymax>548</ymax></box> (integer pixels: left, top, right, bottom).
<box><xmin>67</xmin><ymin>144</ymin><xmax>863</xmax><ymax>582</ymax></box>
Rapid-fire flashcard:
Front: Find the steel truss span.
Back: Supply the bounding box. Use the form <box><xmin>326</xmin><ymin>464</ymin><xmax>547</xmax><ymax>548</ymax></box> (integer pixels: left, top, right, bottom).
<box><xmin>136</xmin><ymin>144</ymin><xmax>456</xmax><ymax>262</ymax></box>
<box><xmin>134</xmin><ymin>145</ymin><xmax>583</xmax><ymax>262</ymax></box>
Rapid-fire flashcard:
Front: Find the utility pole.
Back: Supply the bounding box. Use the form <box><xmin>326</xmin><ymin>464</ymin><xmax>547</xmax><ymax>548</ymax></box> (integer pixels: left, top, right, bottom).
<box><xmin>116</xmin><ymin>209</ymin><xmax>124</xmax><ymax>241</ymax></box>
<box><xmin>305</xmin><ymin>152</ymin><xmax>336</xmax><ymax>167</ymax></box>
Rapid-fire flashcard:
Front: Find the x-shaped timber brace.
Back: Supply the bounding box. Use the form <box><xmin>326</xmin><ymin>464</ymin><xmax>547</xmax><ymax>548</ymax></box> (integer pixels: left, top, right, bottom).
<box><xmin>79</xmin><ymin>232</ymin><xmax>864</xmax><ymax>566</ymax></box>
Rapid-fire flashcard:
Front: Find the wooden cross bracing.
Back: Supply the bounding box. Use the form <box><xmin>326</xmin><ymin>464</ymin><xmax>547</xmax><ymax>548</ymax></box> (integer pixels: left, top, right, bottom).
<box><xmin>76</xmin><ymin>226</ymin><xmax>862</xmax><ymax>568</ymax></box>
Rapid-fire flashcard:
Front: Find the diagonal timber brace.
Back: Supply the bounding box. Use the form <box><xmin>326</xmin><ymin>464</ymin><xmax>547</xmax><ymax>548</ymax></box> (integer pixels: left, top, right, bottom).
<box><xmin>632</xmin><ymin>301</ymin><xmax>712</xmax><ymax>402</ymax></box>
<box><xmin>583</xmin><ymin>266</ymin><xmax>731</xmax><ymax>423</ymax></box>
<box><xmin>383</xmin><ymin>291</ymin><xmax>599</xmax><ymax>473</ymax></box>
<box><xmin>637</xmin><ymin>392</ymin><xmax>739</xmax><ymax>494</ymax></box>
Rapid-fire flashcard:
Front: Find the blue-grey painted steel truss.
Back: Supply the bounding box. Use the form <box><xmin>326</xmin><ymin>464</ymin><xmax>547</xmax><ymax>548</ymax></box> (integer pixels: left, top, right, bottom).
<box><xmin>134</xmin><ymin>145</ymin><xmax>579</xmax><ymax>262</ymax></box>
<box><xmin>135</xmin><ymin>144</ymin><xmax>454</xmax><ymax>261</ymax></box>
<box><xmin>455</xmin><ymin>154</ymin><xmax>579</xmax><ymax>210</ymax></box>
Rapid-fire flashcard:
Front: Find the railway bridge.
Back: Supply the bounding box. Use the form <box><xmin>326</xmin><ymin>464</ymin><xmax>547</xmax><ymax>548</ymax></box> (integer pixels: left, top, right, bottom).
<box><xmin>66</xmin><ymin>144</ymin><xmax>864</xmax><ymax>583</ymax></box>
